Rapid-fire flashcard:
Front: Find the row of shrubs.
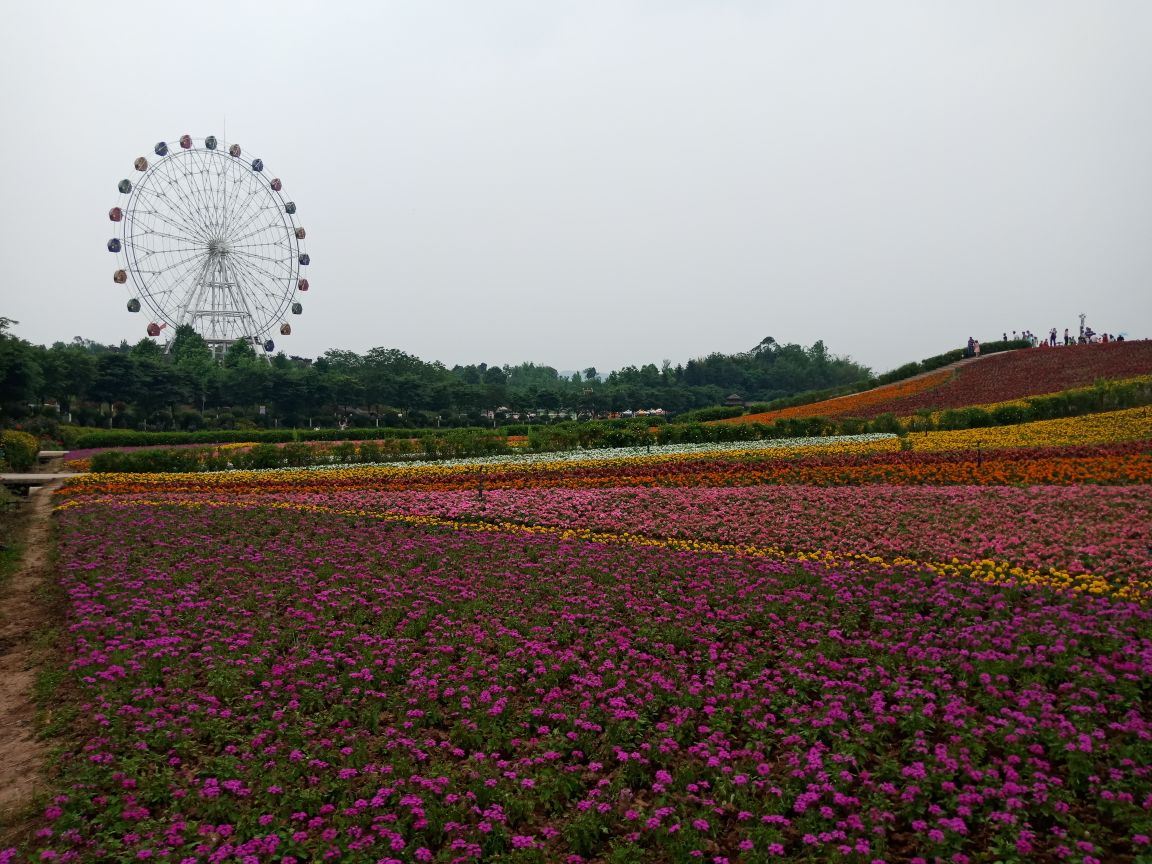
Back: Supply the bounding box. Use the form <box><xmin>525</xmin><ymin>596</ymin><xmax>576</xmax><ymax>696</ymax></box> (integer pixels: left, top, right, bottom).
<box><xmin>918</xmin><ymin>377</ymin><xmax>1152</xmax><ymax>431</ymax></box>
<box><xmin>521</xmin><ymin>415</ymin><xmax>905</xmax><ymax>451</ymax></box>
<box><xmin>69</xmin><ymin>415</ymin><xmax>673</xmax><ymax>450</ymax></box>
<box><xmin>70</xmin><ymin>425</ymin><xmax>526</xmax><ymax>450</ymax></box>
<box><xmin>87</xmin><ymin>416</ymin><xmax>898</xmax><ymax>473</ymax></box>
<box><xmin>89</xmin><ymin>431</ymin><xmax>513</xmax><ymax>473</ymax></box>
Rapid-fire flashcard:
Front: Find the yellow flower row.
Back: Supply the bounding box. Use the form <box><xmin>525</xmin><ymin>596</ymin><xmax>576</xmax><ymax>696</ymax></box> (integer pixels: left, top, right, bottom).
<box><xmin>56</xmin><ymin>497</ymin><xmax>1148</xmax><ymax>603</ymax></box>
<box><xmin>906</xmin><ymin>406</ymin><xmax>1152</xmax><ymax>451</ymax></box>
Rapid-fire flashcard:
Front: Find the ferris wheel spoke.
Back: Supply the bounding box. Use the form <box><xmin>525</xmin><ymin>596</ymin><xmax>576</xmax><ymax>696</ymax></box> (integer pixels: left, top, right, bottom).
<box><xmin>129</xmin><ymin>195</ymin><xmax>209</xmax><ymax>245</ymax></box>
<box><xmin>143</xmin><ymin>256</ymin><xmax>211</xmax><ymax>323</ymax></box>
<box><xmin>134</xmin><ymin>245</ymin><xmax>212</xmax><ymax>261</ymax></box>
<box><xmin>234</xmin><ymin>248</ymin><xmax>298</xmax><ymax>268</ymax></box>
<box><xmin>150</xmin><ymin>155</ymin><xmax>216</xmax><ymax>240</ymax></box>
<box><xmin>126</xmin><ymin>225</ymin><xmax>209</xmax><ymax>248</ymax></box>
<box><xmin>229</xmin><ymin>257</ymin><xmax>293</xmax><ymax>291</ymax></box>
<box><xmin>223</xmin><ymin>192</ymin><xmax>267</xmax><ymax>246</ymax></box>
<box><xmin>185</xmin><ymin>149</ymin><xmax>224</xmax><ymax>235</ymax></box>
<box><xmin>142</xmin><ymin>248</ymin><xmax>212</xmax><ymax>279</ymax></box>
<box><xmin>226</xmin><ymin>220</ymin><xmax>293</xmax><ymax>248</ymax></box>
<box><xmin>130</xmin><ymin>201</ymin><xmax>212</xmax><ymax>247</ymax></box>
<box><xmin>229</xmin><ymin>266</ymin><xmax>292</xmax><ymax>327</ymax></box>
<box><xmin>158</xmin><ymin>258</ymin><xmax>210</xmax><ymax>313</ymax></box>
<box><xmin>217</xmin><ymin>160</ymin><xmax>249</xmax><ymax>235</ymax></box>
<box><xmin>227</xmin><ymin>261</ymin><xmax>281</xmax><ymax>332</ymax></box>
<box><xmin>229</xmin><ymin>252</ymin><xmax>289</xmax><ymax>301</ymax></box>
<box><xmin>222</xmin><ymin>193</ymin><xmax>279</xmax><ymax>244</ymax></box>
<box><xmin>222</xmin><ymin>162</ymin><xmax>256</xmax><ymax>229</ymax></box>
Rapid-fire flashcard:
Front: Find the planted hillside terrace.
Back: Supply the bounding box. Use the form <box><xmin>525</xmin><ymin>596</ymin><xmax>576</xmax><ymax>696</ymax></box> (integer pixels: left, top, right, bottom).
<box><xmin>727</xmin><ymin>340</ymin><xmax>1152</xmax><ymax>425</ymax></box>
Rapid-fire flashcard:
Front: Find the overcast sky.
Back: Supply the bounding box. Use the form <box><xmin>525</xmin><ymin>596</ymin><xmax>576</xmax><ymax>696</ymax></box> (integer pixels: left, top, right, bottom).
<box><xmin>2</xmin><ymin>1</ymin><xmax>1150</xmax><ymax>375</ymax></box>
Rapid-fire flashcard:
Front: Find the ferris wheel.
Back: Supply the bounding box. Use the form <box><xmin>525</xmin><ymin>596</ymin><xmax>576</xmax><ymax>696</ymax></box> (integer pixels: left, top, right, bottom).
<box><xmin>107</xmin><ymin>133</ymin><xmax>310</xmax><ymax>355</ymax></box>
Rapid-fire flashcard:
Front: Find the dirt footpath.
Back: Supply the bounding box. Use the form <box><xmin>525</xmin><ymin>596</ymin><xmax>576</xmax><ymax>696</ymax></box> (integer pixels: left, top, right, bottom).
<box><xmin>0</xmin><ymin>482</ymin><xmax>61</xmax><ymax>829</ymax></box>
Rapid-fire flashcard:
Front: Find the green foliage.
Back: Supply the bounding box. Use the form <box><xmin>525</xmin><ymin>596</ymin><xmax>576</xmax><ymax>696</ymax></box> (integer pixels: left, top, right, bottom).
<box><xmin>90</xmin><ymin>446</ymin><xmax>210</xmax><ymax>473</ymax></box>
<box><xmin>528</xmin><ymin>425</ymin><xmax>581</xmax><ymax>452</ymax></box>
<box><xmin>673</xmin><ymin>405</ymin><xmax>745</xmax><ymax>423</ymax></box>
<box><xmin>1</xmin><ymin>429</ymin><xmax>39</xmax><ymax>470</ymax></box>
<box><xmin>990</xmin><ymin>403</ymin><xmax>1030</xmax><ymax>425</ymax></box>
<box><xmin>868</xmin><ymin>413</ymin><xmax>905</xmax><ymax>436</ymax></box>
<box><xmin>75</xmin><ymin>429</ymin><xmax>296</xmax><ymax>448</ymax></box>
<box><xmin>0</xmin><ymin>325</ymin><xmax>42</xmax><ymax>412</ymax></box>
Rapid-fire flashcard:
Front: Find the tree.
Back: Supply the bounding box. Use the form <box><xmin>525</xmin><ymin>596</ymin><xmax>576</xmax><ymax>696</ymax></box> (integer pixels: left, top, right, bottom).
<box><xmin>0</xmin><ymin>321</ymin><xmax>41</xmax><ymax>413</ymax></box>
<box><xmin>224</xmin><ymin>339</ymin><xmax>258</xmax><ymax>367</ymax></box>
<box><xmin>40</xmin><ymin>344</ymin><xmax>96</xmax><ymax>412</ymax></box>
<box><xmin>170</xmin><ymin>325</ymin><xmax>216</xmax><ymax>409</ymax></box>
<box><xmin>130</xmin><ymin>338</ymin><xmax>164</xmax><ymax>360</ymax></box>
<box><xmin>89</xmin><ymin>353</ymin><xmax>137</xmax><ymax>417</ymax></box>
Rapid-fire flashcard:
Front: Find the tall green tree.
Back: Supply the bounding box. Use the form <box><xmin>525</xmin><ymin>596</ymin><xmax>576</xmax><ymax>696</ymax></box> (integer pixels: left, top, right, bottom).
<box><xmin>0</xmin><ymin>318</ymin><xmax>41</xmax><ymax>414</ymax></box>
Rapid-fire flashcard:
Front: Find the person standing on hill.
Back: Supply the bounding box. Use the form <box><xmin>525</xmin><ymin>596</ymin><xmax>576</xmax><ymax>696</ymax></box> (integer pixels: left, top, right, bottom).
<box><xmin>1049</xmin><ymin>327</ymin><xmax>1057</xmax><ymax>346</ymax></box>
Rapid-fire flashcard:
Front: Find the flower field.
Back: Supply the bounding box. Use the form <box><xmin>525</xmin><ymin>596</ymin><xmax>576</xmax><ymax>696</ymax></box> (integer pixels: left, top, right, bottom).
<box><xmin>7</xmin><ymin>402</ymin><xmax>1152</xmax><ymax>862</ymax></box>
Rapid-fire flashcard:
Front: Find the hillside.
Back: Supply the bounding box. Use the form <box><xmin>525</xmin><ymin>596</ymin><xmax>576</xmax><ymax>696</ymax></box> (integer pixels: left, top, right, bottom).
<box><xmin>723</xmin><ymin>340</ymin><xmax>1152</xmax><ymax>424</ymax></box>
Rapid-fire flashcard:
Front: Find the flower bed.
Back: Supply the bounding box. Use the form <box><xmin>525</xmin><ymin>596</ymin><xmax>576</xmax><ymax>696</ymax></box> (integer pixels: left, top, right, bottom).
<box><xmin>13</xmin><ymin>501</ymin><xmax>1152</xmax><ymax>862</ymax></box>
<box><xmin>260</xmin><ymin>485</ymin><xmax>1149</xmax><ymax>588</ymax></box>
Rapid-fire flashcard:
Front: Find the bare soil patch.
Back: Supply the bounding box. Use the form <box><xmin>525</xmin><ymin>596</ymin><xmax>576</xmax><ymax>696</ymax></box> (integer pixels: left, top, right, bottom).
<box><xmin>0</xmin><ymin>481</ymin><xmax>63</xmax><ymax>839</ymax></box>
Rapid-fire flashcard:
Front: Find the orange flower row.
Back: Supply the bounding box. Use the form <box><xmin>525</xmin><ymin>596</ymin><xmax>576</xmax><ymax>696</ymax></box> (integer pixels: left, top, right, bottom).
<box><xmin>722</xmin><ymin>369</ymin><xmax>953</xmax><ymax>424</ymax></box>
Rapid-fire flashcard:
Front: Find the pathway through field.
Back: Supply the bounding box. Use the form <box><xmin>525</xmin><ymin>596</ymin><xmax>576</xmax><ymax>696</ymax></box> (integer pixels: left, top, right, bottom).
<box><xmin>0</xmin><ymin>482</ymin><xmax>59</xmax><ymax>838</ymax></box>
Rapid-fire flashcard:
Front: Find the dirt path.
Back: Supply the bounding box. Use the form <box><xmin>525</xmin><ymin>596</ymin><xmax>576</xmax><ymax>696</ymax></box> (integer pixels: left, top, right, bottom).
<box><xmin>0</xmin><ymin>481</ymin><xmax>63</xmax><ymax>829</ymax></box>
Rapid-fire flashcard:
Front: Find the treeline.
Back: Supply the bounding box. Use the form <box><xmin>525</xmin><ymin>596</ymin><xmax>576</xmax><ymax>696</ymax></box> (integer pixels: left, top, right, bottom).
<box><xmin>0</xmin><ymin>319</ymin><xmax>871</xmax><ymax>433</ymax></box>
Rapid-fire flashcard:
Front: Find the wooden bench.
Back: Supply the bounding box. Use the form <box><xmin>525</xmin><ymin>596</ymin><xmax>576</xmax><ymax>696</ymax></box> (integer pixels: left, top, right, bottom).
<box><xmin>37</xmin><ymin>450</ymin><xmax>67</xmax><ymax>465</ymax></box>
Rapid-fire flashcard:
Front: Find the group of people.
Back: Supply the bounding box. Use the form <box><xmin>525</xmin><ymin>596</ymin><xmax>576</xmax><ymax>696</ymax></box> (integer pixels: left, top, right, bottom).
<box><xmin>1004</xmin><ymin>328</ymin><xmax>1124</xmax><ymax>348</ymax></box>
<box><xmin>965</xmin><ymin>325</ymin><xmax>1125</xmax><ymax>358</ymax></box>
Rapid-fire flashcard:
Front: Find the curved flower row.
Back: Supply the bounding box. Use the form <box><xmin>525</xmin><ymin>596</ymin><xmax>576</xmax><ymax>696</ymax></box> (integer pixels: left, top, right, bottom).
<box><xmin>723</xmin><ymin>369</ymin><xmax>954</xmax><ymax>424</ymax></box>
<box><xmin>55</xmin><ymin>494</ymin><xmax>1150</xmax><ymax>603</ymax></box>
<box><xmin>231</xmin><ymin>485</ymin><xmax>1147</xmax><ymax>593</ymax></box>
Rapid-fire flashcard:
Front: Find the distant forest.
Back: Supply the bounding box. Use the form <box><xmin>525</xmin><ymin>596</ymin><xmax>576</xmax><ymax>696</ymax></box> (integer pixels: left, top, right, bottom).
<box><xmin>0</xmin><ymin>319</ymin><xmax>871</xmax><ymax>430</ymax></box>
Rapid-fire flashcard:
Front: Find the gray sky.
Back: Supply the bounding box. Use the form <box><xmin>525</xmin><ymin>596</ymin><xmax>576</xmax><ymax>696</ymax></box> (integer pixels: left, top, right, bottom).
<box><xmin>2</xmin><ymin>1</ymin><xmax>1150</xmax><ymax>375</ymax></box>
